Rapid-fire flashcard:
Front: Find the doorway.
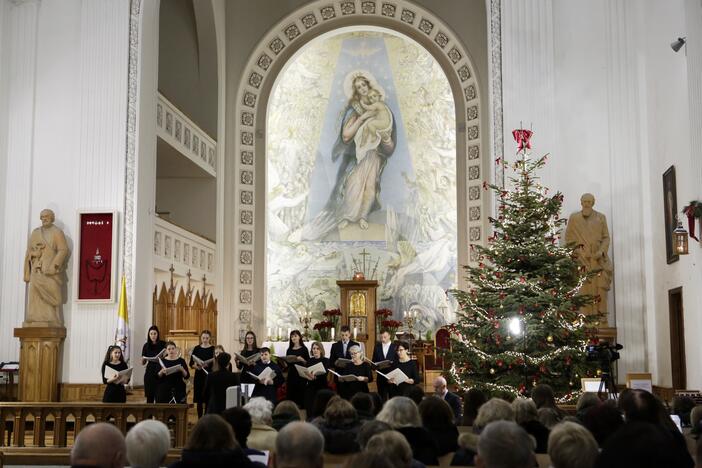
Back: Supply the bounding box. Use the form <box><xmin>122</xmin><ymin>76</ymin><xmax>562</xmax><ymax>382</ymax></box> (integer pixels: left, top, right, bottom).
<box><xmin>668</xmin><ymin>287</ymin><xmax>686</xmax><ymax>389</ymax></box>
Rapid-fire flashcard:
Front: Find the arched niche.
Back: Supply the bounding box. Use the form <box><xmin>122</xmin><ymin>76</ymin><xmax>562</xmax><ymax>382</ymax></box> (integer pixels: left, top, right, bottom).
<box><xmin>232</xmin><ymin>0</ymin><xmax>489</xmax><ymax>343</ymax></box>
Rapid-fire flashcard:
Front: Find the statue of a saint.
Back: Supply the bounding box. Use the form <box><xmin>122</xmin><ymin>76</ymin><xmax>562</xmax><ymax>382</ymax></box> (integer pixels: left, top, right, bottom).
<box><xmin>565</xmin><ymin>194</ymin><xmax>613</xmax><ymax>323</ymax></box>
<box><xmin>23</xmin><ymin>209</ymin><xmax>69</xmax><ymax>327</ymax></box>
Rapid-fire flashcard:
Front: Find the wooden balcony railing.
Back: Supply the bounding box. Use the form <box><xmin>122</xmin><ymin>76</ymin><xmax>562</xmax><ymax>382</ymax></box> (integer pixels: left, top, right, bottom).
<box><xmin>0</xmin><ymin>403</ymin><xmax>189</xmax><ymax>449</ymax></box>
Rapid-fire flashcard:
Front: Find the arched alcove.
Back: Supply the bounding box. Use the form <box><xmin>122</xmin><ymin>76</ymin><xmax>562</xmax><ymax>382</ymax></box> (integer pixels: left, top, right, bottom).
<box><xmin>232</xmin><ymin>0</ymin><xmax>488</xmax><ymax>343</ymax></box>
<box><xmin>266</xmin><ymin>27</ymin><xmax>459</xmax><ymax>332</ymax></box>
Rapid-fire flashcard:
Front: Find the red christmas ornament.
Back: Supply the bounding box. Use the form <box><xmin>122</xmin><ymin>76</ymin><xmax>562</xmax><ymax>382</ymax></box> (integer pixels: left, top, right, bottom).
<box><xmin>497</xmin><ymin>360</ymin><xmax>504</xmax><ymax>367</ymax></box>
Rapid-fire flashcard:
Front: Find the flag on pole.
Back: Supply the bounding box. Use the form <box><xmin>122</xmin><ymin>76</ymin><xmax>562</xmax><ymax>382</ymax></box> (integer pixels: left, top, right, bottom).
<box><xmin>115</xmin><ymin>275</ymin><xmax>129</xmax><ymax>362</ymax></box>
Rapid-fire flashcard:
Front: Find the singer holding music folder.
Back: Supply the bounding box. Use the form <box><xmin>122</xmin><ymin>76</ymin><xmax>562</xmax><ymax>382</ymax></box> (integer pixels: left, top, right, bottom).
<box><xmin>387</xmin><ymin>341</ymin><xmax>420</xmax><ymax>398</ymax></box>
<box><xmin>371</xmin><ymin>329</ymin><xmax>398</xmax><ymax>401</ymax></box>
<box><xmin>156</xmin><ymin>341</ymin><xmax>190</xmax><ymax>403</ymax></box>
<box><xmin>337</xmin><ymin>345</ymin><xmax>372</xmax><ymax>400</ymax></box>
<box><xmin>189</xmin><ymin>330</ymin><xmax>215</xmax><ymax>417</ymax></box>
<box><xmin>250</xmin><ymin>347</ymin><xmax>284</xmax><ymax>405</ymax></box>
<box><xmin>140</xmin><ymin>325</ymin><xmax>166</xmax><ymax>403</ymax></box>
<box><xmin>101</xmin><ymin>345</ymin><xmax>129</xmax><ymax>403</ymax></box>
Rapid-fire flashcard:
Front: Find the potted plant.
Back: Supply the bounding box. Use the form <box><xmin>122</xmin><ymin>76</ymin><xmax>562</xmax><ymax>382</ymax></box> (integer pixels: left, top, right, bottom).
<box><xmin>314</xmin><ymin>321</ymin><xmax>333</xmax><ymax>341</ymax></box>
<box><xmin>375</xmin><ymin>308</ymin><xmax>393</xmax><ymax>335</ymax></box>
<box><xmin>322</xmin><ymin>309</ymin><xmax>341</xmax><ymax>336</ymax></box>
<box><xmin>380</xmin><ymin>319</ymin><xmax>402</xmax><ymax>338</ymax></box>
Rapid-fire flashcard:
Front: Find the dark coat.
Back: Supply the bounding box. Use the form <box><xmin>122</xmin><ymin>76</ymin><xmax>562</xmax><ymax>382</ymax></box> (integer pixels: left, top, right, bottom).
<box><xmin>250</xmin><ymin>361</ymin><xmax>284</xmax><ymax>405</ymax></box>
<box><xmin>169</xmin><ymin>448</ymin><xmax>265</xmax><ymax>468</ymax></box>
<box><xmin>313</xmin><ymin>419</ymin><xmax>362</xmax><ymax>454</ymax></box>
<box><xmin>426</xmin><ymin>424</ymin><xmax>459</xmax><ymax>456</ymax></box>
<box><xmin>443</xmin><ymin>391</ymin><xmax>463</xmax><ymax>425</ymax></box>
<box><xmin>397</xmin><ymin>426</ymin><xmax>440</xmax><ymax>466</ymax></box>
<box><xmin>203</xmin><ymin>370</ymin><xmax>240</xmax><ymax>414</ymax></box>
<box><xmin>329</xmin><ymin>340</ymin><xmax>360</xmax><ymax>368</ymax></box>
<box><xmin>521</xmin><ymin>419</ymin><xmax>550</xmax><ymax>453</ymax></box>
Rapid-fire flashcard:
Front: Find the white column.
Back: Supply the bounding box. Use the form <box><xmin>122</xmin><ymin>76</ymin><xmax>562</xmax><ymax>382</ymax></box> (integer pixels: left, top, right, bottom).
<box><xmin>0</xmin><ymin>0</ymin><xmax>41</xmax><ymax>362</ymax></box>
<box><xmin>605</xmin><ymin>0</ymin><xmax>647</xmax><ymax>379</ymax></box>
<box><xmin>686</xmin><ymin>0</ymin><xmax>702</xmax><ymax>188</ymax></box>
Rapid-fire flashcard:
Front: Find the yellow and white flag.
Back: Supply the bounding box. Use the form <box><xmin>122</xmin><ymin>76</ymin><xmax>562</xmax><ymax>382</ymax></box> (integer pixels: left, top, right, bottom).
<box><xmin>114</xmin><ymin>276</ymin><xmax>129</xmax><ymax>362</ymax></box>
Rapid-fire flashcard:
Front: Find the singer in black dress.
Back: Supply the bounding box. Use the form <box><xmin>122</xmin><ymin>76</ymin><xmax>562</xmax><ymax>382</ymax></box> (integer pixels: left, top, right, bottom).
<box><xmin>141</xmin><ymin>325</ymin><xmax>166</xmax><ymax>403</ymax></box>
<box><xmin>338</xmin><ymin>345</ymin><xmax>372</xmax><ymax>400</ymax></box>
<box><xmin>388</xmin><ymin>341</ymin><xmax>420</xmax><ymax>398</ymax></box>
<box><xmin>285</xmin><ymin>330</ymin><xmax>310</xmax><ymax>408</ymax></box>
<box><xmin>303</xmin><ymin>341</ymin><xmax>330</xmax><ymax>414</ymax></box>
<box><xmin>156</xmin><ymin>341</ymin><xmax>190</xmax><ymax>403</ymax></box>
<box><xmin>102</xmin><ymin>345</ymin><xmax>128</xmax><ymax>403</ymax></box>
<box><xmin>190</xmin><ymin>330</ymin><xmax>215</xmax><ymax>417</ymax></box>
<box><xmin>239</xmin><ymin>331</ymin><xmax>260</xmax><ymax>384</ymax></box>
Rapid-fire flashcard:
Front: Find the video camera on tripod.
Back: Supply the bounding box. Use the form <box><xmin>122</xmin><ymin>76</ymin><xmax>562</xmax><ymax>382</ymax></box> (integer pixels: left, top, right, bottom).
<box><xmin>585</xmin><ymin>341</ymin><xmax>623</xmax><ymax>398</ymax></box>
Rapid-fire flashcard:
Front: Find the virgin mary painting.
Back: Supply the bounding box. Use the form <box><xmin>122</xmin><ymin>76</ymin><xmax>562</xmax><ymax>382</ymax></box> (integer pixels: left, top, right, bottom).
<box><xmin>301</xmin><ymin>70</ymin><xmax>398</xmax><ymax>241</ymax></box>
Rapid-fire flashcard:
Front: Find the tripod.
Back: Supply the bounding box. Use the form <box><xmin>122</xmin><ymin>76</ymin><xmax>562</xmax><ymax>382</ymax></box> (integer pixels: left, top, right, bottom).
<box><xmin>597</xmin><ymin>367</ymin><xmax>618</xmax><ymax>400</ymax></box>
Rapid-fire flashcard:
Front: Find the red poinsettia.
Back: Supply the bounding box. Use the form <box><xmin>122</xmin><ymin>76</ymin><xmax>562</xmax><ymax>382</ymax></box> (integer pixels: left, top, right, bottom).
<box><xmin>375</xmin><ymin>308</ymin><xmax>393</xmax><ymax>318</ymax></box>
<box><xmin>322</xmin><ymin>309</ymin><xmax>341</xmax><ymax>317</ymax></box>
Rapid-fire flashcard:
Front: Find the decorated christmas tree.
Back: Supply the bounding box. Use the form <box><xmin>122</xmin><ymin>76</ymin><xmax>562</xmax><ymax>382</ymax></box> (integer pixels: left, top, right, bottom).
<box><xmin>447</xmin><ymin>130</ymin><xmax>598</xmax><ymax>401</ymax></box>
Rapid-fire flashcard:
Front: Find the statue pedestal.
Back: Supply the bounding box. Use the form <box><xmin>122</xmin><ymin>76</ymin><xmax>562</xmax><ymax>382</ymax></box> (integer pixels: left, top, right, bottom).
<box><xmin>13</xmin><ymin>326</ymin><xmax>66</xmax><ymax>401</ymax></box>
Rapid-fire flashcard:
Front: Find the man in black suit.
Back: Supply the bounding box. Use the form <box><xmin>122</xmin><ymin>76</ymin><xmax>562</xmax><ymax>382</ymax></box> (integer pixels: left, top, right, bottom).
<box><xmin>203</xmin><ymin>352</ymin><xmax>240</xmax><ymax>414</ymax></box>
<box><xmin>250</xmin><ymin>347</ymin><xmax>284</xmax><ymax>405</ymax></box>
<box><xmin>329</xmin><ymin>325</ymin><xmax>359</xmax><ymax>369</ymax></box>
<box><xmin>433</xmin><ymin>375</ymin><xmax>462</xmax><ymax>425</ymax></box>
<box><xmin>371</xmin><ymin>329</ymin><xmax>398</xmax><ymax>401</ymax></box>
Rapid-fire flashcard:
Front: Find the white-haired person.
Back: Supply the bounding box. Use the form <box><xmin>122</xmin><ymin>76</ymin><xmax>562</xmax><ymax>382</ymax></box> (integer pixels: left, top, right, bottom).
<box><xmin>244</xmin><ymin>396</ymin><xmax>278</xmax><ymax>452</ymax></box>
<box><xmin>452</xmin><ymin>397</ymin><xmax>516</xmax><ymax>466</ymax></box>
<box><xmin>376</xmin><ymin>396</ymin><xmax>439</xmax><ymax>465</ymax></box>
<box><xmin>475</xmin><ymin>420</ymin><xmax>535</xmax><ymax>468</ymax></box>
<box><xmin>337</xmin><ymin>344</ymin><xmax>372</xmax><ymax>400</ymax></box>
<box><xmin>547</xmin><ymin>421</ymin><xmax>599</xmax><ymax>468</ymax></box>
<box><xmin>125</xmin><ymin>419</ymin><xmax>171</xmax><ymax>468</ymax></box>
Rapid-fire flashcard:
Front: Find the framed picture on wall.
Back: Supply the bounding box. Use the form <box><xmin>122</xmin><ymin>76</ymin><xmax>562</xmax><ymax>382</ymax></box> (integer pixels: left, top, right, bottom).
<box><xmin>74</xmin><ymin>211</ymin><xmax>118</xmax><ymax>302</ymax></box>
<box><xmin>663</xmin><ymin>166</ymin><xmax>678</xmax><ymax>264</ymax></box>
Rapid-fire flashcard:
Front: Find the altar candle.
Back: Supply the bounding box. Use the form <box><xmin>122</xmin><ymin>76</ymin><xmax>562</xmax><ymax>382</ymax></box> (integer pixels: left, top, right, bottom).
<box><xmin>403</xmin><ymin>310</ymin><xmax>407</xmax><ymax>318</ymax></box>
<box><xmin>278</xmin><ymin>327</ymin><xmax>282</xmax><ymax>340</ymax></box>
<box><xmin>287</xmin><ymin>327</ymin><xmax>291</xmax><ymax>338</ymax></box>
<box><xmin>353</xmin><ymin>327</ymin><xmax>357</xmax><ymax>339</ymax></box>
<box><xmin>331</xmin><ymin>327</ymin><xmax>335</xmax><ymax>340</ymax></box>
<box><xmin>267</xmin><ymin>327</ymin><xmax>271</xmax><ymax>339</ymax></box>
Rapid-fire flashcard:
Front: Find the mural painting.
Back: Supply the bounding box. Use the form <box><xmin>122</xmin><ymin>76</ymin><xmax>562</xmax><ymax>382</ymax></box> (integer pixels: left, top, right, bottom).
<box><xmin>267</xmin><ymin>30</ymin><xmax>458</xmax><ymax>337</ymax></box>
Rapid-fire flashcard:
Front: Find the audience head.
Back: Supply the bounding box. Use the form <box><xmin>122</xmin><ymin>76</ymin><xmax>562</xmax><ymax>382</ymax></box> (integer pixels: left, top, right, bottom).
<box><xmin>618</xmin><ymin>389</ymin><xmax>677</xmax><ymax>434</ymax></box>
<box><xmin>244</xmin><ymin>396</ymin><xmax>274</xmax><ymax>426</ymax></box>
<box><xmin>340</xmin><ymin>325</ymin><xmax>351</xmax><ymax>342</ymax></box>
<box><xmin>419</xmin><ymin>395</ymin><xmax>455</xmax><ymax>429</ymax></box>
<box><xmin>125</xmin><ymin>419</ymin><xmax>170</xmax><ymax>468</ymax></box>
<box><xmin>537</xmin><ymin>407</ymin><xmax>561</xmax><ymax>430</ymax></box>
<box><xmin>356</xmin><ymin>420</ymin><xmax>392</xmax><ymax>449</ymax></box>
<box><xmin>691</xmin><ymin>405</ymin><xmax>702</xmax><ymax>434</ymax></box>
<box><xmin>185</xmin><ymin>414</ymin><xmax>237</xmax><ymax>451</ymax></box>
<box><xmin>474</xmin><ymin>397</ymin><xmax>515</xmax><ymax>432</ymax></box>
<box><xmin>672</xmin><ymin>395</ymin><xmax>696</xmax><ymax>426</ymax></box>
<box><xmin>350</xmin><ymin>392</ymin><xmax>374</xmax><ymax>414</ymax></box>
<box><xmin>596</xmin><ymin>421</ymin><xmax>691</xmax><ymax>467</ymax></box>
<box><xmin>512</xmin><ymin>398</ymin><xmax>538</xmax><ymax>425</ymax></box>
<box><xmin>221</xmin><ymin>407</ymin><xmax>252</xmax><ymax>448</ymax></box>
<box><xmin>547</xmin><ymin>421</ymin><xmax>599</xmax><ymax>468</ymax></box>
<box><xmin>406</xmin><ymin>385</ymin><xmax>425</xmax><ymax>405</ymax></box>
<box><xmin>342</xmin><ymin>451</ymin><xmax>399</xmax><ymax>468</ymax></box>
<box><xmin>147</xmin><ymin>325</ymin><xmax>161</xmax><ymax>344</ymax></box>
<box><xmin>273</xmin><ymin>421</ymin><xmax>324</xmax><ymax>468</ymax></box>
<box><xmin>71</xmin><ymin>422</ymin><xmax>127</xmax><ymax>468</ymax></box>
<box><xmin>576</xmin><ymin>392</ymin><xmax>601</xmax><ymax>415</ymax></box>
<box><xmin>243</xmin><ymin>331</ymin><xmax>258</xmax><ymax>350</ymax></box>
<box><xmin>582</xmin><ymin>401</ymin><xmax>623</xmax><ymax>446</ymax></box>
<box><xmin>433</xmin><ymin>376</ymin><xmax>448</xmax><ymax>396</ymax></box>
<box><xmin>274</xmin><ymin>400</ymin><xmax>302</xmax><ymax>422</ymax></box>
<box><xmin>324</xmin><ymin>396</ymin><xmax>358</xmax><ymax>427</ymax></box>
<box><xmin>531</xmin><ymin>384</ymin><xmax>557</xmax><ymax>409</ymax></box>
<box><xmin>309</xmin><ymin>389</ymin><xmax>335</xmax><ymax>420</ymax></box>
<box><xmin>368</xmin><ymin>392</ymin><xmax>383</xmax><ymax>416</ymax></box>
<box><xmin>365</xmin><ymin>430</ymin><xmax>414</xmax><ymax>468</ymax></box>
<box><xmin>214</xmin><ymin>352</ymin><xmax>231</xmax><ymax>372</ymax></box>
<box><xmin>377</xmin><ymin>396</ymin><xmax>421</xmax><ymax>428</ymax></box>
<box><xmin>476</xmin><ymin>421</ymin><xmax>535</xmax><ymax>468</ymax></box>
<box><xmin>463</xmin><ymin>387</ymin><xmax>488</xmax><ymax>425</ymax></box>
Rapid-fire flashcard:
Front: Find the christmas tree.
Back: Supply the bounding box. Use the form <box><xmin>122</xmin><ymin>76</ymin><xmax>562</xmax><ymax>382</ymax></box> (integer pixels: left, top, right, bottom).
<box><xmin>447</xmin><ymin>130</ymin><xmax>598</xmax><ymax>401</ymax></box>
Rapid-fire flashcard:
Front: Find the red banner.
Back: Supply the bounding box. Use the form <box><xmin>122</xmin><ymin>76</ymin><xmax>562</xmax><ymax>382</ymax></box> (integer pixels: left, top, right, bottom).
<box><xmin>78</xmin><ymin>213</ymin><xmax>114</xmax><ymax>300</ymax></box>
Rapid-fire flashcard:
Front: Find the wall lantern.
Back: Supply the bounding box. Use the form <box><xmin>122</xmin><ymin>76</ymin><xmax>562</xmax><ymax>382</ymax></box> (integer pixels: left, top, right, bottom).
<box><xmin>673</xmin><ymin>220</ymin><xmax>689</xmax><ymax>255</ymax></box>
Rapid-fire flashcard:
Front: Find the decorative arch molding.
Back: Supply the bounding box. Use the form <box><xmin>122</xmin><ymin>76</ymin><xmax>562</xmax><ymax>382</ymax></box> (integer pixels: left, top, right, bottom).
<box><xmin>232</xmin><ymin>0</ymin><xmax>490</xmax><ymax>340</ymax></box>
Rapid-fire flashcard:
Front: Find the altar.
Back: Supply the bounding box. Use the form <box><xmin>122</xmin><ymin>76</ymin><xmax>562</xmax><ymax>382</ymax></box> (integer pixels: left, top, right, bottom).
<box><xmin>261</xmin><ymin>341</ymin><xmax>366</xmax><ymax>358</ymax></box>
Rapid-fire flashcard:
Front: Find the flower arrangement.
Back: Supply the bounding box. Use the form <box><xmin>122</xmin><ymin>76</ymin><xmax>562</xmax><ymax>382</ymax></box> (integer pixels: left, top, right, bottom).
<box><xmin>381</xmin><ymin>319</ymin><xmax>402</xmax><ymax>338</ymax></box>
<box><xmin>322</xmin><ymin>308</ymin><xmax>342</xmax><ymax>334</ymax></box>
<box><xmin>314</xmin><ymin>320</ymin><xmax>333</xmax><ymax>341</ymax></box>
<box><xmin>375</xmin><ymin>308</ymin><xmax>393</xmax><ymax>335</ymax></box>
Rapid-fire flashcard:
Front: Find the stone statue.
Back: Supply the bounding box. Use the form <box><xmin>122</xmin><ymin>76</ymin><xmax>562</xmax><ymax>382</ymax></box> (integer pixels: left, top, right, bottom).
<box><xmin>23</xmin><ymin>209</ymin><xmax>69</xmax><ymax>327</ymax></box>
<box><xmin>565</xmin><ymin>193</ymin><xmax>613</xmax><ymax>324</ymax></box>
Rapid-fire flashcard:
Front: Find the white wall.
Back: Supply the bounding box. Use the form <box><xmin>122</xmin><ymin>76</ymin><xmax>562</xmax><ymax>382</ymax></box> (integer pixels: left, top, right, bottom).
<box><xmin>502</xmin><ymin>0</ymin><xmax>702</xmax><ymax>387</ymax></box>
<box><xmin>0</xmin><ymin>0</ymin><xmax>130</xmax><ymax>383</ymax></box>
<box><xmin>156</xmin><ymin>178</ymin><xmax>216</xmax><ymax>240</ymax></box>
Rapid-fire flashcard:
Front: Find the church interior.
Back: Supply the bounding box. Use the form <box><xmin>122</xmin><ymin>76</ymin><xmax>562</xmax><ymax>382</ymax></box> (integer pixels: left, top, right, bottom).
<box><xmin>0</xmin><ymin>0</ymin><xmax>700</xmax><ymax>466</ymax></box>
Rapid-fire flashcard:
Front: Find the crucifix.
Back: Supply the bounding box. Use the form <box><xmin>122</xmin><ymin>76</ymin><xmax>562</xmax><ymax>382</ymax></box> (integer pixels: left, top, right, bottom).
<box><xmin>359</xmin><ymin>248</ymin><xmax>371</xmax><ymax>275</ymax></box>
